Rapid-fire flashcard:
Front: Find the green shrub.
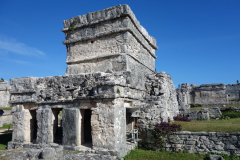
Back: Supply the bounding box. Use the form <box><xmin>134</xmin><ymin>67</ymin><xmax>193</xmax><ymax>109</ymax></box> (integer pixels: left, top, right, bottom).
<box><xmin>222</xmin><ymin>111</ymin><xmax>240</xmax><ymax>118</ymax></box>
<box><xmin>150</xmin><ymin>122</ymin><xmax>182</xmax><ymax>151</ymax></box>
<box><xmin>190</xmin><ymin>104</ymin><xmax>202</xmax><ymax>108</ymax></box>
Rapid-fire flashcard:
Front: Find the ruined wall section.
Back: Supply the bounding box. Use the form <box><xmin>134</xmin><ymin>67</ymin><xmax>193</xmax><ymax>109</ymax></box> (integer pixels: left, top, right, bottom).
<box><xmin>0</xmin><ymin>81</ymin><xmax>11</xmax><ymax>107</ymax></box>
<box><xmin>139</xmin><ymin>72</ymin><xmax>179</xmax><ymax>127</ymax></box>
<box><xmin>138</xmin><ymin>72</ymin><xmax>179</xmax><ymax>147</ymax></box>
<box><xmin>194</xmin><ymin>84</ymin><xmax>228</xmax><ymax>104</ymax></box>
<box><xmin>177</xmin><ymin>83</ymin><xmax>229</xmax><ymax>106</ymax></box>
<box><xmin>226</xmin><ymin>84</ymin><xmax>240</xmax><ymax>100</ymax></box>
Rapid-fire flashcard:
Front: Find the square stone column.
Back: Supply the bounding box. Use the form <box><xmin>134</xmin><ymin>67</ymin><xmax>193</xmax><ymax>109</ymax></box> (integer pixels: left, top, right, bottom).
<box><xmin>62</xmin><ymin>108</ymin><xmax>81</xmax><ymax>146</ymax></box>
<box><xmin>11</xmin><ymin>105</ymin><xmax>27</xmax><ymax>143</ymax></box>
<box><xmin>36</xmin><ymin>108</ymin><xmax>53</xmax><ymax>144</ymax></box>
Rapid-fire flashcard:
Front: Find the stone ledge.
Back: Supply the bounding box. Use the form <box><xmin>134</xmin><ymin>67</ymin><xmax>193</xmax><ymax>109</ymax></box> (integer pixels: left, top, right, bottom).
<box><xmin>62</xmin><ymin>5</ymin><xmax>157</xmax><ymax>49</ymax></box>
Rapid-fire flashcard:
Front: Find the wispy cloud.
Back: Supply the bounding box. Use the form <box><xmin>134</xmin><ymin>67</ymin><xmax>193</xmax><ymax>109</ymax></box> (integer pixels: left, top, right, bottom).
<box><xmin>3</xmin><ymin>58</ymin><xmax>30</xmax><ymax>65</ymax></box>
<box><xmin>0</xmin><ymin>37</ymin><xmax>45</xmax><ymax>56</ymax></box>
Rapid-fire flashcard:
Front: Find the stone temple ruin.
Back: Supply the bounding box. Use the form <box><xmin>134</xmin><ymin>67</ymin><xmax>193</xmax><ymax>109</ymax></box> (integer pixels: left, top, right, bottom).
<box><xmin>176</xmin><ymin>83</ymin><xmax>240</xmax><ymax>107</ymax></box>
<box><xmin>7</xmin><ymin>5</ymin><xmax>179</xmax><ymax>158</ymax></box>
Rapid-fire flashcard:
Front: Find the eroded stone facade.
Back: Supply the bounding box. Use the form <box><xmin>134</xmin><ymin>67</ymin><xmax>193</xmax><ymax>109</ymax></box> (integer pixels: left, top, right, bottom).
<box><xmin>0</xmin><ymin>81</ymin><xmax>11</xmax><ymax>108</ymax></box>
<box><xmin>8</xmin><ymin>5</ymin><xmax>178</xmax><ymax>159</ymax></box>
<box><xmin>176</xmin><ymin>83</ymin><xmax>230</xmax><ymax>106</ymax></box>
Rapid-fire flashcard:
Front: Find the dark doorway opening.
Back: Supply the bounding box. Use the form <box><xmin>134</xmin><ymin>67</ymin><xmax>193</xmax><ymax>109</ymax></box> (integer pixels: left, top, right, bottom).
<box><xmin>30</xmin><ymin>110</ymin><xmax>37</xmax><ymax>143</ymax></box>
<box><xmin>52</xmin><ymin>108</ymin><xmax>63</xmax><ymax>144</ymax></box>
<box><xmin>84</xmin><ymin>109</ymin><xmax>92</xmax><ymax>143</ymax></box>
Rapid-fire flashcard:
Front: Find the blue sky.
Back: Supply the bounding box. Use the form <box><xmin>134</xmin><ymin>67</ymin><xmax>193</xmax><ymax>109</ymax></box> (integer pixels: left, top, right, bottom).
<box><xmin>0</xmin><ymin>0</ymin><xmax>239</xmax><ymax>87</ymax></box>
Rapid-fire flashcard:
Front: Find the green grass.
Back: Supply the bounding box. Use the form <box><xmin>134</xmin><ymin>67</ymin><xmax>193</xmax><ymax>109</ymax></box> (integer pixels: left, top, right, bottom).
<box><xmin>222</xmin><ymin>111</ymin><xmax>240</xmax><ymax>118</ymax></box>
<box><xmin>0</xmin><ymin>133</ymin><xmax>12</xmax><ymax>150</ymax></box>
<box><xmin>0</xmin><ymin>107</ymin><xmax>12</xmax><ymax>111</ymax></box>
<box><xmin>66</xmin><ymin>150</ymin><xmax>83</xmax><ymax>154</ymax></box>
<box><xmin>0</xmin><ymin>124</ymin><xmax>12</xmax><ymax>130</ymax></box>
<box><xmin>174</xmin><ymin>118</ymin><xmax>240</xmax><ymax>133</ymax></box>
<box><xmin>189</xmin><ymin>104</ymin><xmax>240</xmax><ymax>111</ymax></box>
<box><xmin>124</xmin><ymin>149</ymin><xmax>205</xmax><ymax>160</ymax></box>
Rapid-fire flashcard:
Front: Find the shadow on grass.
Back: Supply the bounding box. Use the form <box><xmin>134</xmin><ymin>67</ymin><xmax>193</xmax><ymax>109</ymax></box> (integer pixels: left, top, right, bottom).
<box><xmin>0</xmin><ymin>132</ymin><xmax>12</xmax><ymax>150</ymax></box>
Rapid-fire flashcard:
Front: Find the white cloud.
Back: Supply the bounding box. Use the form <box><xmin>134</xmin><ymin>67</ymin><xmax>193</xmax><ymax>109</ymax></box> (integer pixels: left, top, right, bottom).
<box><xmin>3</xmin><ymin>59</ymin><xmax>29</xmax><ymax>64</ymax></box>
<box><xmin>0</xmin><ymin>37</ymin><xmax>45</xmax><ymax>56</ymax></box>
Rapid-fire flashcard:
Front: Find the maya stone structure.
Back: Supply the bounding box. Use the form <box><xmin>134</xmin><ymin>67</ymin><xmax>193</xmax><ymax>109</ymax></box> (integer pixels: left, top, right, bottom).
<box><xmin>176</xmin><ymin>83</ymin><xmax>240</xmax><ymax>107</ymax></box>
<box><xmin>7</xmin><ymin>5</ymin><xmax>178</xmax><ymax>159</ymax></box>
<box><xmin>0</xmin><ymin>80</ymin><xmax>11</xmax><ymax>108</ymax></box>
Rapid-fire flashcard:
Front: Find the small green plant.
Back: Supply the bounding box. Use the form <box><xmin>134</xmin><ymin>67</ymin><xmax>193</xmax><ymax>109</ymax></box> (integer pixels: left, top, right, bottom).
<box><xmin>117</xmin><ymin>88</ymin><xmax>120</xmax><ymax>94</ymax></box>
<box><xmin>66</xmin><ymin>150</ymin><xmax>83</xmax><ymax>154</ymax></box>
<box><xmin>74</xmin><ymin>150</ymin><xmax>83</xmax><ymax>154</ymax></box>
<box><xmin>178</xmin><ymin>84</ymin><xmax>180</xmax><ymax>88</ymax></box>
<box><xmin>190</xmin><ymin>103</ymin><xmax>202</xmax><ymax>108</ymax></box>
<box><xmin>71</xmin><ymin>17</ymin><xmax>77</xmax><ymax>33</ymax></box>
<box><xmin>237</xmin><ymin>80</ymin><xmax>239</xmax><ymax>84</ymax></box>
<box><xmin>0</xmin><ymin>78</ymin><xmax>4</xmax><ymax>82</ymax></box>
<box><xmin>221</xmin><ymin>115</ymin><xmax>230</xmax><ymax>120</ymax></box>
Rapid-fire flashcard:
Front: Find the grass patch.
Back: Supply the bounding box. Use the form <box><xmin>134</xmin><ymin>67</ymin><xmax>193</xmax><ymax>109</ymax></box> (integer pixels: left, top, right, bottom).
<box><xmin>66</xmin><ymin>150</ymin><xmax>83</xmax><ymax>154</ymax></box>
<box><xmin>189</xmin><ymin>104</ymin><xmax>240</xmax><ymax>111</ymax></box>
<box><xmin>0</xmin><ymin>132</ymin><xmax>12</xmax><ymax>150</ymax></box>
<box><xmin>174</xmin><ymin>118</ymin><xmax>240</xmax><ymax>133</ymax></box>
<box><xmin>222</xmin><ymin>111</ymin><xmax>240</xmax><ymax>118</ymax></box>
<box><xmin>0</xmin><ymin>124</ymin><xmax>12</xmax><ymax>130</ymax></box>
<box><xmin>0</xmin><ymin>107</ymin><xmax>12</xmax><ymax>111</ymax></box>
<box><xmin>74</xmin><ymin>151</ymin><xmax>83</xmax><ymax>154</ymax></box>
<box><xmin>124</xmin><ymin>149</ymin><xmax>205</xmax><ymax>160</ymax></box>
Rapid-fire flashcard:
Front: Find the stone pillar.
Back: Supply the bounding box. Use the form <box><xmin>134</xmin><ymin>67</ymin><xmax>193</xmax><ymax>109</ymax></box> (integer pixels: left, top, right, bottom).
<box><xmin>36</xmin><ymin>108</ymin><xmax>53</xmax><ymax>144</ymax></box>
<box><xmin>91</xmin><ymin>100</ymin><xmax>116</xmax><ymax>150</ymax></box>
<box><xmin>11</xmin><ymin>105</ymin><xmax>26</xmax><ymax>143</ymax></box>
<box><xmin>62</xmin><ymin>108</ymin><xmax>81</xmax><ymax>146</ymax></box>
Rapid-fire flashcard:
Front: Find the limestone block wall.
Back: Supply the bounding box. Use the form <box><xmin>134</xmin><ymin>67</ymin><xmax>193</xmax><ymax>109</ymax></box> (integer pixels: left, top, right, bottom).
<box><xmin>226</xmin><ymin>84</ymin><xmax>240</xmax><ymax>100</ymax></box>
<box><xmin>0</xmin><ymin>81</ymin><xmax>11</xmax><ymax>108</ymax></box>
<box><xmin>165</xmin><ymin>132</ymin><xmax>240</xmax><ymax>156</ymax></box>
<box><xmin>177</xmin><ymin>83</ymin><xmax>229</xmax><ymax>106</ymax></box>
<box><xmin>138</xmin><ymin>72</ymin><xmax>179</xmax><ymax>146</ymax></box>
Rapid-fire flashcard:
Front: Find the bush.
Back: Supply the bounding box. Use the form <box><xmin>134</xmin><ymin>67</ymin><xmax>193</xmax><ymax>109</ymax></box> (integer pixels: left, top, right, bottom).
<box><xmin>151</xmin><ymin>122</ymin><xmax>182</xmax><ymax>150</ymax></box>
<box><xmin>173</xmin><ymin>115</ymin><xmax>191</xmax><ymax>122</ymax></box>
<box><xmin>190</xmin><ymin>104</ymin><xmax>202</xmax><ymax>108</ymax></box>
<box><xmin>222</xmin><ymin>111</ymin><xmax>240</xmax><ymax>118</ymax></box>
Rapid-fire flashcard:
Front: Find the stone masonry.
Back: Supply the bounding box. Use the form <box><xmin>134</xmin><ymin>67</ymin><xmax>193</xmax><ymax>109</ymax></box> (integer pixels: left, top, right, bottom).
<box><xmin>176</xmin><ymin>83</ymin><xmax>230</xmax><ymax>107</ymax></box>
<box><xmin>0</xmin><ymin>80</ymin><xmax>11</xmax><ymax>108</ymax></box>
<box><xmin>7</xmin><ymin>5</ymin><xmax>178</xmax><ymax>159</ymax></box>
<box><xmin>165</xmin><ymin>131</ymin><xmax>240</xmax><ymax>156</ymax></box>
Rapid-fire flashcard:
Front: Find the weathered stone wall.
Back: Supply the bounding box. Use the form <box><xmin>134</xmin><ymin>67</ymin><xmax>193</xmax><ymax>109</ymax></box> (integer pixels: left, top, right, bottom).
<box><xmin>138</xmin><ymin>72</ymin><xmax>179</xmax><ymax>146</ymax></box>
<box><xmin>178</xmin><ymin>110</ymin><xmax>210</xmax><ymax>120</ymax></box>
<box><xmin>0</xmin><ymin>81</ymin><xmax>11</xmax><ymax>108</ymax></box>
<box><xmin>165</xmin><ymin>131</ymin><xmax>240</xmax><ymax>156</ymax></box>
<box><xmin>0</xmin><ymin>110</ymin><xmax>12</xmax><ymax>127</ymax></box>
<box><xmin>226</xmin><ymin>84</ymin><xmax>240</xmax><ymax>100</ymax></box>
<box><xmin>176</xmin><ymin>83</ymin><xmax>229</xmax><ymax>106</ymax></box>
